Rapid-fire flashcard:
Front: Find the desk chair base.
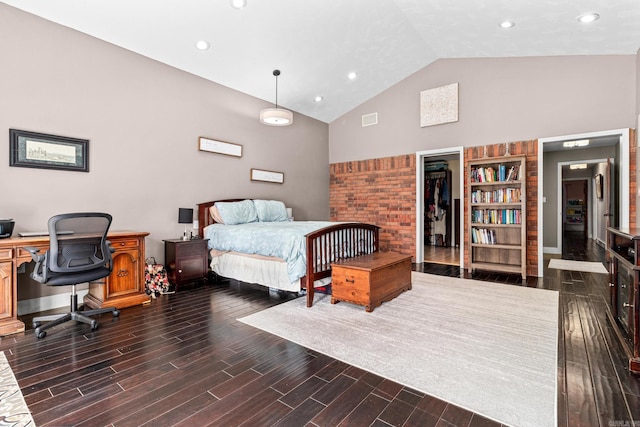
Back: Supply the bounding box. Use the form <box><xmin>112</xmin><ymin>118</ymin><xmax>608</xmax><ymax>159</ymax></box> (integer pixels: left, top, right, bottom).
<box><xmin>33</xmin><ymin>285</ymin><xmax>119</xmax><ymax>339</ymax></box>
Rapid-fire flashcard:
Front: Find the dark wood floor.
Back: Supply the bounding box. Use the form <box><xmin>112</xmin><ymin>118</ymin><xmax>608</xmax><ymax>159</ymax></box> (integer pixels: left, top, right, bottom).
<box><xmin>1</xmin><ymin>232</ymin><xmax>638</xmax><ymax>426</ymax></box>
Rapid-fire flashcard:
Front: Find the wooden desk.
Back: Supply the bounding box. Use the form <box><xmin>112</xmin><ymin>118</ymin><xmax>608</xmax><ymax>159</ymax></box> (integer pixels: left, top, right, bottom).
<box><xmin>0</xmin><ymin>231</ymin><xmax>151</xmax><ymax>336</ymax></box>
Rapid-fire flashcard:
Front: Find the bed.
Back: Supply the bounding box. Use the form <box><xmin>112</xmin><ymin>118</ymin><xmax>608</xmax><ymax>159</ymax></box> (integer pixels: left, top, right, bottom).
<box><xmin>197</xmin><ymin>199</ymin><xmax>379</xmax><ymax>307</ymax></box>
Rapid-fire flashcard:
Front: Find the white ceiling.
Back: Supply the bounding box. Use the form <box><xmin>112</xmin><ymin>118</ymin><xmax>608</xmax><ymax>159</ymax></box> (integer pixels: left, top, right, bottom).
<box><xmin>3</xmin><ymin>0</ymin><xmax>640</xmax><ymax>123</ymax></box>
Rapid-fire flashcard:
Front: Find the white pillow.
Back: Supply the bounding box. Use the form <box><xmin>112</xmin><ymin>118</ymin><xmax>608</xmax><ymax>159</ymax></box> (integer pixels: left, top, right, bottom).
<box><xmin>209</xmin><ymin>206</ymin><xmax>225</xmax><ymax>224</ymax></box>
<box><xmin>214</xmin><ymin>200</ymin><xmax>258</xmax><ymax>225</ymax></box>
<box><xmin>253</xmin><ymin>200</ymin><xmax>289</xmax><ymax>222</ymax></box>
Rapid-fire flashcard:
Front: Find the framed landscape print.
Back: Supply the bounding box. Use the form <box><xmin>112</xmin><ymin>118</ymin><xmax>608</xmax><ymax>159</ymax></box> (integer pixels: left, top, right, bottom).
<box><xmin>9</xmin><ymin>129</ymin><xmax>89</xmax><ymax>172</ymax></box>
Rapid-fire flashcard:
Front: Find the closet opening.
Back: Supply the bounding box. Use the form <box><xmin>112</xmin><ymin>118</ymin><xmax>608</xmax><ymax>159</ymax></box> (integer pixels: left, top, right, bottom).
<box><xmin>416</xmin><ymin>147</ymin><xmax>464</xmax><ymax>267</ymax></box>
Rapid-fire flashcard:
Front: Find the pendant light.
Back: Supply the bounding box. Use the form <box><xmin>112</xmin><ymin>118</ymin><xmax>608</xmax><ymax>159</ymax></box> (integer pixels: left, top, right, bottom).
<box><xmin>260</xmin><ymin>69</ymin><xmax>293</xmax><ymax>126</ymax></box>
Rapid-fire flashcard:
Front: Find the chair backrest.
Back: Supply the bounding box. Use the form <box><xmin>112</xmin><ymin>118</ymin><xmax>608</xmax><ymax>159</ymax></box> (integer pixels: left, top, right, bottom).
<box><xmin>47</xmin><ymin>212</ymin><xmax>113</xmax><ymax>274</ymax></box>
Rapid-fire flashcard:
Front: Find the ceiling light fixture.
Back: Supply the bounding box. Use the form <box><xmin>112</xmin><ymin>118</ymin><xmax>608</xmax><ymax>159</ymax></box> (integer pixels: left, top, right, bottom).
<box><xmin>230</xmin><ymin>0</ymin><xmax>247</xmax><ymax>9</ymax></box>
<box><xmin>260</xmin><ymin>69</ymin><xmax>293</xmax><ymax>126</ymax></box>
<box><xmin>570</xmin><ymin>163</ymin><xmax>588</xmax><ymax>170</ymax></box>
<box><xmin>348</xmin><ymin>72</ymin><xmax>357</xmax><ymax>80</ymax></box>
<box><xmin>577</xmin><ymin>12</ymin><xmax>600</xmax><ymax>23</ymax></box>
<box><xmin>314</xmin><ymin>96</ymin><xmax>323</xmax><ymax>102</ymax></box>
<box><xmin>195</xmin><ymin>40</ymin><xmax>210</xmax><ymax>50</ymax></box>
<box><xmin>500</xmin><ymin>21</ymin><xmax>515</xmax><ymax>29</ymax></box>
<box><xmin>563</xmin><ymin>139</ymin><xmax>590</xmax><ymax>148</ymax></box>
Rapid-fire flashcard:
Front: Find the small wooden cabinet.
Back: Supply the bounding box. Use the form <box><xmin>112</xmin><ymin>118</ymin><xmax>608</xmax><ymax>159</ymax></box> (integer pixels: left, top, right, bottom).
<box><xmin>84</xmin><ymin>231</ymin><xmax>151</xmax><ymax>310</ymax></box>
<box><xmin>607</xmin><ymin>227</ymin><xmax>640</xmax><ymax>373</ymax></box>
<box><xmin>331</xmin><ymin>252</ymin><xmax>412</xmax><ymax>312</ymax></box>
<box><xmin>164</xmin><ymin>239</ymin><xmax>209</xmax><ymax>290</ymax></box>
<box><xmin>468</xmin><ymin>156</ymin><xmax>526</xmax><ymax>279</ymax></box>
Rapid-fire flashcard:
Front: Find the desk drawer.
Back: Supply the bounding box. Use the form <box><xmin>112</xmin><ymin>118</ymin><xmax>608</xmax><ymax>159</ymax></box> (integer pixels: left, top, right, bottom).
<box><xmin>0</xmin><ymin>249</ymin><xmax>12</xmax><ymax>260</ymax></box>
<box><xmin>110</xmin><ymin>239</ymin><xmax>140</xmax><ymax>249</ymax></box>
<box><xmin>16</xmin><ymin>246</ymin><xmax>46</xmax><ymax>259</ymax></box>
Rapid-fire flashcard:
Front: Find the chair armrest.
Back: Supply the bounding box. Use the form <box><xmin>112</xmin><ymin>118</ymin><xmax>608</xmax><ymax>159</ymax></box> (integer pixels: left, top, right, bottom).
<box><xmin>23</xmin><ymin>246</ymin><xmax>47</xmax><ymax>283</ymax></box>
<box><xmin>23</xmin><ymin>246</ymin><xmax>45</xmax><ymax>263</ymax></box>
<box><xmin>106</xmin><ymin>240</ymin><xmax>115</xmax><ymax>253</ymax></box>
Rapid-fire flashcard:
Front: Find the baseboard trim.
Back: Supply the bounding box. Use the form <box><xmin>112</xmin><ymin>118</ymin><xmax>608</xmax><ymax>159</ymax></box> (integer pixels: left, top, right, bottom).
<box><xmin>18</xmin><ymin>289</ymin><xmax>89</xmax><ymax>315</ymax></box>
<box><xmin>544</xmin><ymin>246</ymin><xmax>561</xmax><ymax>255</ymax></box>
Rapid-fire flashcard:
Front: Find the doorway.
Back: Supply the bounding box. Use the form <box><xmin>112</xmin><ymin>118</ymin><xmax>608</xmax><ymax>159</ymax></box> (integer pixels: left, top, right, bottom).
<box><xmin>562</xmin><ymin>178</ymin><xmax>588</xmax><ymax>251</ymax></box>
<box><xmin>538</xmin><ymin>129</ymin><xmax>629</xmax><ymax>274</ymax></box>
<box><xmin>415</xmin><ymin>147</ymin><xmax>464</xmax><ymax>266</ymax></box>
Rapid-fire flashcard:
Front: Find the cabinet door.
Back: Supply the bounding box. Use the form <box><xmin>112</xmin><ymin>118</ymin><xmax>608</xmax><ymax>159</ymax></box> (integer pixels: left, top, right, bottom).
<box><xmin>176</xmin><ymin>256</ymin><xmax>206</xmax><ymax>282</ymax></box>
<box><xmin>108</xmin><ymin>249</ymin><xmax>141</xmax><ymax>298</ymax></box>
<box><xmin>0</xmin><ymin>262</ymin><xmax>13</xmax><ymax>320</ymax></box>
<box><xmin>176</xmin><ymin>241</ymin><xmax>207</xmax><ymax>283</ymax></box>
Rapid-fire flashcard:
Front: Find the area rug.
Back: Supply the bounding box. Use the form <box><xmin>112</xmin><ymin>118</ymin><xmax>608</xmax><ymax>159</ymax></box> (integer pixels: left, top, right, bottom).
<box><xmin>0</xmin><ymin>351</ymin><xmax>35</xmax><ymax>426</ymax></box>
<box><xmin>239</xmin><ymin>272</ymin><xmax>558</xmax><ymax>427</ymax></box>
<box><xmin>548</xmin><ymin>258</ymin><xmax>608</xmax><ymax>274</ymax></box>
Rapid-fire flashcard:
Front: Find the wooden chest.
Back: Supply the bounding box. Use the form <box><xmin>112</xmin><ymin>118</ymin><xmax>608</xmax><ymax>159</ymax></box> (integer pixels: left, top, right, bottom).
<box><xmin>331</xmin><ymin>252</ymin><xmax>412</xmax><ymax>312</ymax></box>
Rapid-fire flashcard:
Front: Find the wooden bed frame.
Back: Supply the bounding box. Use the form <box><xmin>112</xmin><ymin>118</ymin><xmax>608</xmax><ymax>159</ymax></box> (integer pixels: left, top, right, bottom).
<box><xmin>197</xmin><ymin>199</ymin><xmax>380</xmax><ymax>307</ymax></box>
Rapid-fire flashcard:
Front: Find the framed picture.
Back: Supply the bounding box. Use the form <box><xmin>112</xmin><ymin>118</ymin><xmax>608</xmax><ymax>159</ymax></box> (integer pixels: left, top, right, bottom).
<box><xmin>250</xmin><ymin>168</ymin><xmax>284</xmax><ymax>184</ymax></box>
<box><xmin>199</xmin><ymin>137</ymin><xmax>242</xmax><ymax>157</ymax></box>
<box><xmin>9</xmin><ymin>129</ymin><xmax>89</xmax><ymax>172</ymax></box>
<box><xmin>595</xmin><ymin>174</ymin><xmax>603</xmax><ymax>199</ymax></box>
<box><xmin>420</xmin><ymin>82</ymin><xmax>459</xmax><ymax>127</ymax></box>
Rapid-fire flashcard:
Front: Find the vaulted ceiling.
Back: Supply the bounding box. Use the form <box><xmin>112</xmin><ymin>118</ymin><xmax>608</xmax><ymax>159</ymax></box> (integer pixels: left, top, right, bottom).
<box><xmin>3</xmin><ymin>0</ymin><xmax>639</xmax><ymax>123</ymax></box>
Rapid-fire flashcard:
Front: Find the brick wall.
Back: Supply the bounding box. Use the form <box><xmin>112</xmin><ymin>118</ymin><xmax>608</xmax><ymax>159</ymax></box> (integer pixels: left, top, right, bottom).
<box><xmin>464</xmin><ymin>141</ymin><xmax>538</xmax><ymax>277</ymax></box>
<box><xmin>329</xmin><ymin>155</ymin><xmax>416</xmax><ymax>256</ymax></box>
<box><xmin>329</xmin><ymin>132</ymin><xmax>636</xmax><ymax>278</ymax></box>
<box><xmin>630</xmin><ymin>129</ymin><xmax>637</xmax><ymax>227</ymax></box>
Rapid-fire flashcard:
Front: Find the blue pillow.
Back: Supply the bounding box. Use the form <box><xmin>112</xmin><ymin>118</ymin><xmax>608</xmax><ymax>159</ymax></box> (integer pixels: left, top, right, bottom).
<box><xmin>253</xmin><ymin>200</ymin><xmax>289</xmax><ymax>222</ymax></box>
<box><xmin>214</xmin><ymin>200</ymin><xmax>258</xmax><ymax>225</ymax></box>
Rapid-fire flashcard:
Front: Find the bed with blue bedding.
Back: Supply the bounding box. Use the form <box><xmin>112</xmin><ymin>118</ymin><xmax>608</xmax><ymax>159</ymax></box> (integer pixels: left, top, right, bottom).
<box><xmin>197</xmin><ymin>199</ymin><xmax>379</xmax><ymax>307</ymax></box>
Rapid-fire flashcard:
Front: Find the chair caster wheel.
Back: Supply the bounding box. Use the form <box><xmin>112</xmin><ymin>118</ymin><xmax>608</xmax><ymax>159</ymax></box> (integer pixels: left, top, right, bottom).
<box><xmin>33</xmin><ymin>321</ymin><xmax>41</xmax><ymax>329</ymax></box>
<box><xmin>35</xmin><ymin>328</ymin><xmax>47</xmax><ymax>339</ymax></box>
<box><xmin>113</xmin><ymin>309</ymin><xmax>120</xmax><ymax>317</ymax></box>
<box><xmin>91</xmin><ymin>321</ymin><xmax>99</xmax><ymax>331</ymax></box>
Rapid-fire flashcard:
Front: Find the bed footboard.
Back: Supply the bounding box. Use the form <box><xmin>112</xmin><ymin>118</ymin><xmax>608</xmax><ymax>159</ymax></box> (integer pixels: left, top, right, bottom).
<box><xmin>304</xmin><ymin>223</ymin><xmax>380</xmax><ymax>307</ymax></box>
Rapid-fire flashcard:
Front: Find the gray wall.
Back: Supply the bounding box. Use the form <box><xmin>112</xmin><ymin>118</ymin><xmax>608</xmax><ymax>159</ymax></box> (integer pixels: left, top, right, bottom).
<box><xmin>330</xmin><ymin>56</ymin><xmax>636</xmax><ymax>163</ymax></box>
<box><xmin>0</xmin><ymin>3</ymin><xmax>330</xmax><ymax>270</ymax></box>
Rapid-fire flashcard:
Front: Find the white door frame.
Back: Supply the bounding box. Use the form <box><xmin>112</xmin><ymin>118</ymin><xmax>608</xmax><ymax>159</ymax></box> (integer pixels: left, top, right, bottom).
<box><xmin>415</xmin><ymin>146</ymin><xmax>465</xmax><ymax>266</ymax></box>
<box><xmin>538</xmin><ymin>128</ymin><xmax>629</xmax><ymax>275</ymax></box>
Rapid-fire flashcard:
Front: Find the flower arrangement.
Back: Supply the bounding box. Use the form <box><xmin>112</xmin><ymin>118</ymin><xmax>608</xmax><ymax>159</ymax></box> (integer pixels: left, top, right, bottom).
<box><xmin>144</xmin><ymin>258</ymin><xmax>171</xmax><ymax>297</ymax></box>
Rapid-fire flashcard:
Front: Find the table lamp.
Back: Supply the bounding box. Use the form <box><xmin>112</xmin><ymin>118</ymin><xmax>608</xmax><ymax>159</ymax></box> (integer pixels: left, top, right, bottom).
<box><xmin>178</xmin><ymin>208</ymin><xmax>193</xmax><ymax>240</ymax></box>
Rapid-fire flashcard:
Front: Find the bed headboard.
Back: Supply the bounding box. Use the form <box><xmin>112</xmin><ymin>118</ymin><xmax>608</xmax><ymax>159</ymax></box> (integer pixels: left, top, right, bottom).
<box><xmin>196</xmin><ymin>199</ymin><xmax>244</xmax><ymax>237</ymax></box>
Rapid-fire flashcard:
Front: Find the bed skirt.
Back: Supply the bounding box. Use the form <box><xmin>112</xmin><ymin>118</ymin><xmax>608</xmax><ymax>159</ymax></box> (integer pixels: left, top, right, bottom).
<box><xmin>210</xmin><ymin>251</ymin><xmax>331</xmax><ymax>292</ymax></box>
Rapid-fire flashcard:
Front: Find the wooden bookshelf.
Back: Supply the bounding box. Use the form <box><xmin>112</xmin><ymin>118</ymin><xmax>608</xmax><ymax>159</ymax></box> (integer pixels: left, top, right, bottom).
<box><xmin>468</xmin><ymin>156</ymin><xmax>526</xmax><ymax>279</ymax></box>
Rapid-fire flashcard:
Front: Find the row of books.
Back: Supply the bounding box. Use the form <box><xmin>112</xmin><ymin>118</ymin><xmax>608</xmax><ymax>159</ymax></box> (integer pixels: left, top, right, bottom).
<box><xmin>471</xmin><ymin>228</ymin><xmax>497</xmax><ymax>244</ymax></box>
<box><xmin>470</xmin><ymin>164</ymin><xmax>520</xmax><ymax>183</ymax></box>
<box><xmin>471</xmin><ymin>208</ymin><xmax>522</xmax><ymax>225</ymax></box>
<box><xmin>470</xmin><ymin>188</ymin><xmax>522</xmax><ymax>204</ymax></box>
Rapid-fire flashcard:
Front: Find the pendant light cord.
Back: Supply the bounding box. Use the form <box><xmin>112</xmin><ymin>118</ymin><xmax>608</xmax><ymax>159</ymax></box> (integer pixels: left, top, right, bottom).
<box><xmin>273</xmin><ymin>69</ymin><xmax>280</xmax><ymax>109</ymax></box>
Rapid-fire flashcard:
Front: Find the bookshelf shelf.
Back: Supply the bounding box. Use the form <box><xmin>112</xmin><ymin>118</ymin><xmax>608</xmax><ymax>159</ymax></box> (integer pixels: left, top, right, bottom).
<box><xmin>468</xmin><ymin>156</ymin><xmax>526</xmax><ymax>279</ymax></box>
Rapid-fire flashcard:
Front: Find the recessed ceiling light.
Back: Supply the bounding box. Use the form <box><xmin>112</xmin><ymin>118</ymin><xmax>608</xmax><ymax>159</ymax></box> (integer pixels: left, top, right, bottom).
<box><xmin>348</xmin><ymin>72</ymin><xmax>357</xmax><ymax>80</ymax></box>
<box><xmin>577</xmin><ymin>12</ymin><xmax>600</xmax><ymax>23</ymax></box>
<box><xmin>195</xmin><ymin>40</ymin><xmax>210</xmax><ymax>50</ymax></box>
<box><xmin>570</xmin><ymin>163</ymin><xmax>588</xmax><ymax>170</ymax></box>
<box><xmin>314</xmin><ymin>96</ymin><xmax>323</xmax><ymax>102</ymax></box>
<box><xmin>230</xmin><ymin>0</ymin><xmax>247</xmax><ymax>9</ymax></box>
<box><xmin>500</xmin><ymin>21</ymin><xmax>515</xmax><ymax>29</ymax></box>
<box><xmin>563</xmin><ymin>139</ymin><xmax>590</xmax><ymax>148</ymax></box>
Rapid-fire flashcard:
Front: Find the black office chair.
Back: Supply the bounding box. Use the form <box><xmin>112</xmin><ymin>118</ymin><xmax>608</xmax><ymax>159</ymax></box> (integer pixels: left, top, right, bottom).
<box><xmin>25</xmin><ymin>212</ymin><xmax>120</xmax><ymax>339</ymax></box>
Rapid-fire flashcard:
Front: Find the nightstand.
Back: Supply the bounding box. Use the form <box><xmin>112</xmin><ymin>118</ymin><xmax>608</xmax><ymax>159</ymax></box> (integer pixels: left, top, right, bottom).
<box><xmin>163</xmin><ymin>238</ymin><xmax>209</xmax><ymax>291</ymax></box>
